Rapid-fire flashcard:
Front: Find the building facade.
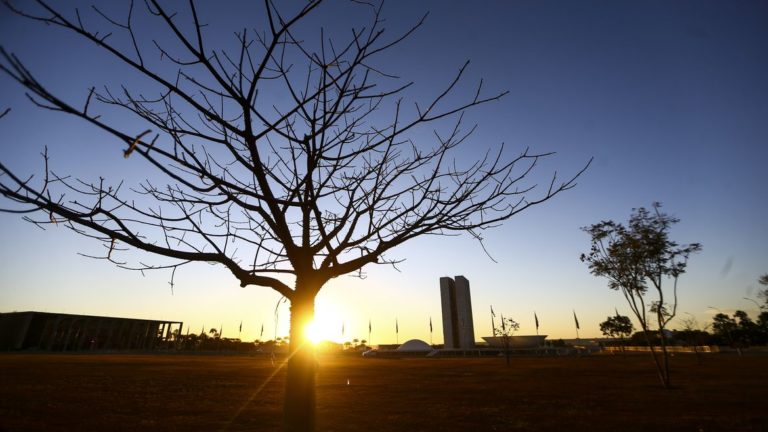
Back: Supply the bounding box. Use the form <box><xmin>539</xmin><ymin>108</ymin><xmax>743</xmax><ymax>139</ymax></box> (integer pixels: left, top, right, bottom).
<box><xmin>0</xmin><ymin>311</ymin><xmax>183</xmax><ymax>351</ymax></box>
<box><xmin>440</xmin><ymin>275</ymin><xmax>475</xmax><ymax>349</ymax></box>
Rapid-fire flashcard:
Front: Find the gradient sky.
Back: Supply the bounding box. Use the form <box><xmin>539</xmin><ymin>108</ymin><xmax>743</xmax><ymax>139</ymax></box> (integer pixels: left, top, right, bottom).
<box><xmin>1</xmin><ymin>1</ymin><xmax>767</xmax><ymax>344</ymax></box>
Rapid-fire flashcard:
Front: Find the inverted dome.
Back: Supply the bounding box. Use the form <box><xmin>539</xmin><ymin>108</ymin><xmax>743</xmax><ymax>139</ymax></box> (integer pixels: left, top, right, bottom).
<box><xmin>396</xmin><ymin>339</ymin><xmax>433</xmax><ymax>352</ymax></box>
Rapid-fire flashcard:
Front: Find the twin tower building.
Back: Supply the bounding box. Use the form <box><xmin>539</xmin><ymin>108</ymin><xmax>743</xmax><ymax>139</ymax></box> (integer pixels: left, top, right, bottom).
<box><xmin>439</xmin><ymin>276</ymin><xmax>475</xmax><ymax>350</ymax></box>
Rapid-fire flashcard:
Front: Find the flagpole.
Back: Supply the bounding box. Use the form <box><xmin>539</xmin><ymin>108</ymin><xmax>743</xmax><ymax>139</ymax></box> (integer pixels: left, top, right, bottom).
<box><xmin>490</xmin><ymin>305</ymin><xmax>496</xmax><ymax>336</ymax></box>
<box><xmin>573</xmin><ymin>310</ymin><xmax>580</xmax><ymax>340</ymax></box>
<box><xmin>429</xmin><ymin>316</ymin><xmax>433</xmax><ymax>346</ymax></box>
<box><xmin>368</xmin><ymin>319</ymin><xmax>372</xmax><ymax>347</ymax></box>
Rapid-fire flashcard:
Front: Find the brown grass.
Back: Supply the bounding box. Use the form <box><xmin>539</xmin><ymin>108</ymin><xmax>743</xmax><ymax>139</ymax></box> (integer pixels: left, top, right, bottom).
<box><xmin>0</xmin><ymin>352</ymin><xmax>766</xmax><ymax>431</ymax></box>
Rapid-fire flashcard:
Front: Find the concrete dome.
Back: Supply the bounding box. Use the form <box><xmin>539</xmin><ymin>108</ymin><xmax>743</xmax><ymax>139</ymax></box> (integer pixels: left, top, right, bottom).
<box><xmin>396</xmin><ymin>339</ymin><xmax>433</xmax><ymax>352</ymax></box>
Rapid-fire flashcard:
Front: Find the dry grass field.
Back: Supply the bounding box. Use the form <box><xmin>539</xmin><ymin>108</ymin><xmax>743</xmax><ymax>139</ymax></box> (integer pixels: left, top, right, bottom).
<box><xmin>1</xmin><ymin>352</ymin><xmax>766</xmax><ymax>431</ymax></box>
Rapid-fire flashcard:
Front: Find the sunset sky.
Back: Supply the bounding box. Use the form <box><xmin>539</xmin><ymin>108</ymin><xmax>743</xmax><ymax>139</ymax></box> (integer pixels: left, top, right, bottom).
<box><xmin>1</xmin><ymin>1</ymin><xmax>767</xmax><ymax>344</ymax></box>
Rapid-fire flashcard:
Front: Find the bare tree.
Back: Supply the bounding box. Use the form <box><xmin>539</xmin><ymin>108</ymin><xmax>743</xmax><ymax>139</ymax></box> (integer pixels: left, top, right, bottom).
<box><xmin>581</xmin><ymin>203</ymin><xmax>701</xmax><ymax>389</ymax></box>
<box><xmin>0</xmin><ymin>1</ymin><xmax>588</xmax><ymax>430</ymax></box>
<box><xmin>493</xmin><ymin>315</ymin><xmax>520</xmax><ymax>367</ymax></box>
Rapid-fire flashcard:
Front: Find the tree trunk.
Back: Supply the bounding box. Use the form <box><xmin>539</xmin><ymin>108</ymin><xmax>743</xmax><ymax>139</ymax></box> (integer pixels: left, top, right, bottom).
<box><xmin>284</xmin><ymin>290</ymin><xmax>317</xmax><ymax>432</ymax></box>
<box><xmin>641</xmin><ymin>328</ymin><xmax>667</xmax><ymax>388</ymax></box>
<box><xmin>658</xmin><ymin>328</ymin><xmax>672</xmax><ymax>388</ymax></box>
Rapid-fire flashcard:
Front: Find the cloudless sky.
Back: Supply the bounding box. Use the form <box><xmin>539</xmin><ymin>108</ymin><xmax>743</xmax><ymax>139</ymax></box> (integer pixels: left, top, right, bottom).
<box><xmin>1</xmin><ymin>1</ymin><xmax>767</xmax><ymax>344</ymax></box>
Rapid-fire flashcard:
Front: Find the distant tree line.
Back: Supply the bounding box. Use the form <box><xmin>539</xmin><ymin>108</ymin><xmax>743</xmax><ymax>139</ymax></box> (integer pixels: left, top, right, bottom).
<box><xmin>166</xmin><ymin>331</ymin><xmax>371</xmax><ymax>354</ymax></box>
<box><xmin>598</xmin><ymin>273</ymin><xmax>768</xmax><ymax>350</ymax></box>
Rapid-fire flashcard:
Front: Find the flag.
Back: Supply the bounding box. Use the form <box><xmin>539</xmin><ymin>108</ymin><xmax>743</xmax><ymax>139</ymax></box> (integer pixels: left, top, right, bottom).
<box><xmin>501</xmin><ymin>313</ymin><xmax>506</xmax><ymax>332</ymax></box>
<box><xmin>490</xmin><ymin>305</ymin><xmax>497</xmax><ymax>335</ymax></box>
<box><xmin>368</xmin><ymin>319</ymin><xmax>372</xmax><ymax>334</ymax></box>
<box><xmin>429</xmin><ymin>316</ymin><xmax>433</xmax><ymax>333</ymax></box>
<box><xmin>573</xmin><ymin>311</ymin><xmax>580</xmax><ymax>330</ymax></box>
<box><xmin>239</xmin><ymin>321</ymin><xmax>242</xmax><ymax>333</ymax></box>
<box><xmin>342</xmin><ymin>322</ymin><xmax>345</xmax><ymax>337</ymax></box>
<box><xmin>219</xmin><ymin>325</ymin><xmax>223</xmax><ymax>338</ymax></box>
<box><xmin>396</xmin><ymin>319</ymin><xmax>399</xmax><ymax>334</ymax></box>
<box><xmin>534</xmin><ymin>312</ymin><xmax>539</xmax><ymax>330</ymax></box>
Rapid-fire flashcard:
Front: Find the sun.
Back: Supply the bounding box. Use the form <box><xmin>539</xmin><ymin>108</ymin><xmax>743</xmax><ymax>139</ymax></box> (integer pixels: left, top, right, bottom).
<box><xmin>304</xmin><ymin>307</ymin><xmax>346</xmax><ymax>345</ymax></box>
<box><xmin>305</xmin><ymin>320</ymin><xmax>323</xmax><ymax>345</ymax></box>
<box><xmin>304</xmin><ymin>317</ymin><xmax>341</xmax><ymax>345</ymax></box>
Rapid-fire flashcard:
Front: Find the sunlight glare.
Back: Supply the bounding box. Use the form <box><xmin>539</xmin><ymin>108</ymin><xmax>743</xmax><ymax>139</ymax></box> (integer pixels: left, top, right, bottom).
<box><xmin>305</xmin><ymin>301</ymin><xmax>347</xmax><ymax>345</ymax></box>
<box><xmin>305</xmin><ymin>320</ymin><xmax>322</xmax><ymax>345</ymax></box>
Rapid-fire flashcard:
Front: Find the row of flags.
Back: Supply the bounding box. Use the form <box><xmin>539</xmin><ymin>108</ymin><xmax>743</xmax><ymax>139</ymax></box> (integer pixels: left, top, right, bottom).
<box><xmin>191</xmin><ymin>317</ymin><xmax>417</xmax><ymax>343</ymax></box>
<box><xmin>491</xmin><ymin>305</ymin><xmax>582</xmax><ymax>336</ymax></box>
<box><xmin>195</xmin><ymin>321</ymin><xmax>261</xmax><ymax>339</ymax></box>
<box><xmin>194</xmin><ymin>309</ymin><xmax>590</xmax><ymax>342</ymax></box>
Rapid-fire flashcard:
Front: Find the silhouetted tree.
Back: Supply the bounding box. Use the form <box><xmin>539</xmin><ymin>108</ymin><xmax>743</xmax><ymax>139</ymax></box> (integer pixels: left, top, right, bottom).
<box><xmin>581</xmin><ymin>203</ymin><xmax>701</xmax><ymax>388</ymax></box>
<box><xmin>599</xmin><ymin>313</ymin><xmax>633</xmax><ymax>353</ymax></box>
<box><xmin>678</xmin><ymin>314</ymin><xmax>710</xmax><ymax>363</ymax></box>
<box><xmin>0</xmin><ymin>2</ymin><xmax>588</xmax><ymax>430</ymax></box>
<box><xmin>712</xmin><ymin>312</ymin><xmax>742</xmax><ymax>354</ymax></box>
<box><xmin>712</xmin><ymin>310</ymin><xmax>767</xmax><ymax>350</ymax></box>
<box><xmin>757</xmin><ymin>274</ymin><xmax>768</xmax><ymax>309</ymax></box>
<box><xmin>758</xmin><ymin>311</ymin><xmax>768</xmax><ymax>344</ymax></box>
<box><xmin>494</xmin><ymin>315</ymin><xmax>520</xmax><ymax>367</ymax></box>
<box><xmin>630</xmin><ymin>330</ymin><xmax>661</xmax><ymax>346</ymax></box>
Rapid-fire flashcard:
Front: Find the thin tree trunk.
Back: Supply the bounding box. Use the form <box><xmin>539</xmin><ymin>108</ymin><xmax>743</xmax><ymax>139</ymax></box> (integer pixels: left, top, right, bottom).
<box><xmin>284</xmin><ymin>291</ymin><xmax>317</xmax><ymax>432</ymax></box>
<box><xmin>658</xmin><ymin>329</ymin><xmax>671</xmax><ymax>388</ymax></box>
<box><xmin>641</xmin><ymin>329</ymin><xmax>667</xmax><ymax>388</ymax></box>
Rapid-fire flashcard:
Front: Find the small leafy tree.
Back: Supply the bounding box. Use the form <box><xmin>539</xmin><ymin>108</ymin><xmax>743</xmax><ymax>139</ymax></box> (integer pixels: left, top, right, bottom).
<box><xmin>713</xmin><ymin>310</ymin><xmax>766</xmax><ymax>350</ymax></box>
<box><xmin>581</xmin><ymin>203</ymin><xmax>701</xmax><ymax>388</ymax></box>
<box><xmin>712</xmin><ymin>312</ymin><xmax>741</xmax><ymax>354</ymax></box>
<box><xmin>599</xmin><ymin>313</ymin><xmax>634</xmax><ymax>353</ymax></box>
<box><xmin>493</xmin><ymin>315</ymin><xmax>520</xmax><ymax>367</ymax></box>
<box><xmin>678</xmin><ymin>314</ymin><xmax>710</xmax><ymax>363</ymax></box>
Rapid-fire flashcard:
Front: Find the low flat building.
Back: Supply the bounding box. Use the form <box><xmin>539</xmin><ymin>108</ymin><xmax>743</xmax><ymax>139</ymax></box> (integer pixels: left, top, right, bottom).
<box><xmin>0</xmin><ymin>311</ymin><xmax>182</xmax><ymax>351</ymax></box>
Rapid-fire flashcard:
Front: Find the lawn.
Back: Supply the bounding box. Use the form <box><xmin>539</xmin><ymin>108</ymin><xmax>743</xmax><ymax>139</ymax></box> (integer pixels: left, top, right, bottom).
<box><xmin>0</xmin><ymin>352</ymin><xmax>766</xmax><ymax>431</ymax></box>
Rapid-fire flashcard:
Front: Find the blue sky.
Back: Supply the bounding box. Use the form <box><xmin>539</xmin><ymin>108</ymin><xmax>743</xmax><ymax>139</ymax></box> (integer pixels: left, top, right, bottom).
<box><xmin>1</xmin><ymin>1</ymin><xmax>767</xmax><ymax>343</ymax></box>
